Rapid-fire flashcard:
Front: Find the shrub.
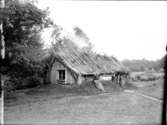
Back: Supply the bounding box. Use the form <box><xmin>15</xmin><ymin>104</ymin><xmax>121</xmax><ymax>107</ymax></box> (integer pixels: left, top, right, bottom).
<box><xmin>21</xmin><ymin>75</ymin><xmax>43</xmax><ymax>89</ymax></box>
<box><xmin>3</xmin><ymin>77</ymin><xmax>16</xmax><ymax>99</ymax></box>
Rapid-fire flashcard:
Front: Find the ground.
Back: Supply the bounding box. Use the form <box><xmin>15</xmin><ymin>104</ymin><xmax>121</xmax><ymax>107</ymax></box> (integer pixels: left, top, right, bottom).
<box><xmin>3</xmin><ymin>79</ymin><xmax>164</xmax><ymax>125</ymax></box>
<box><xmin>0</xmin><ymin>97</ymin><xmax>2</xmax><ymax>123</ymax></box>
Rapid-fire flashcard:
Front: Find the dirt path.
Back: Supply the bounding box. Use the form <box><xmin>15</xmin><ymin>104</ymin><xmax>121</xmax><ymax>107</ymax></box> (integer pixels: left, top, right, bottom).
<box><xmin>124</xmin><ymin>89</ymin><xmax>162</xmax><ymax>103</ymax></box>
<box><xmin>132</xmin><ymin>79</ymin><xmax>164</xmax><ymax>99</ymax></box>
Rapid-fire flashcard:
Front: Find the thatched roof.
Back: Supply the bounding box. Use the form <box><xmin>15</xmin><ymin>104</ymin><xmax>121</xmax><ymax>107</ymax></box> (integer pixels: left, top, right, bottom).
<box><xmin>52</xmin><ymin>39</ymin><xmax>129</xmax><ymax>75</ymax></box>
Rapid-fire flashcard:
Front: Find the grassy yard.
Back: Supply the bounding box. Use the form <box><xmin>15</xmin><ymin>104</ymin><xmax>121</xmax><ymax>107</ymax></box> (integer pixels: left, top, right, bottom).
<box><xmin>4</xmin><ymin>80</ymin><xmax>163</xmax><ymax>125</ymax></box>
<box><xmin>0</xmin><ymin>98</ymin><xmax>2</xmax><ymax>123</ymax></box>
<box><xmin>4</xmin><ymin>81</ymin><xmax>124</xmax><ymax>107</ymax></box>
<box><xmin>132</xmin><ymin>79</ymin><xmax>164</xmax><ymax>99</ymax></box>
<box><xmin>4</xmin><ymin>92</ymin><xmax>162</xmax><ymax>125</ymax></box>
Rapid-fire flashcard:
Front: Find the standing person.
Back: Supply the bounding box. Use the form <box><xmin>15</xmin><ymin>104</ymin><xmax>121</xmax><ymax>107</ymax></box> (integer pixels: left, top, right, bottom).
<box><xmin>111</xmin><ymin>73</ymin><xmax>114</xmax><ymax>82</ymax></box>
<box><xmin>119</xmin><ymin>75</ymin><xmax>122</xmax><ymax>87</ymax></box>
<box><xmin>117</xmin><ymin>74</ymin><xmax>120</xmax><ymax>85</ymax></box>
<box><xmin>114</xmin><ymin>73</ymin><xmax>117</xmax><ymax>84</ymax></box>
<box><xmin>113</xmin><ymin>73</ymin><xmax>116</xmax><ymax>82</ymax></box>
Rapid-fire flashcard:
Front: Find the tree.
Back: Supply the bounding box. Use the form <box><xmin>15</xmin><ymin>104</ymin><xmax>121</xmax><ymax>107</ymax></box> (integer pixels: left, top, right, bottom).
<box><xmin>73</xmin><ymin>26</ymin><xmax>93</xmax><ymax>53</ymax></box>
<box><xmin>0</xmin><ymin>0</ymin><xmax>5</xmax><ymax>59</ymax></box>
<box><xmin>121</xmin><ymin>57</ymin><xmax>165</xmax><ymax>72</ymax></box>
<box><xmin>1</xmin><ymin>0</ymin><xmax>53</xmax><ymax>73</ymax></box>
<box><xmin>1</xmin><ymin>0</ymin><xmax>55</xmax><ymax>91</ymax></box>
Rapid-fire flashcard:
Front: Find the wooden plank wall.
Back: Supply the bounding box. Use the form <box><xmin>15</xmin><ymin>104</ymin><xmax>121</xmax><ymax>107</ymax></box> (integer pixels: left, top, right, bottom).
<box><xmin>50</xmin><ymin>60</ymin><xmax>75</xmax><ymax>84</ymax></box>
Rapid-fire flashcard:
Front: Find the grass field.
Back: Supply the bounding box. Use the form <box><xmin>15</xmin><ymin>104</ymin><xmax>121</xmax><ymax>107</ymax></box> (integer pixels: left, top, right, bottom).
<box><xmin>4</xmin><ymin>79</ymin><xmax>163</xmax><ymax>124</ymax></box>
<box><xmin>132</xmin><ymin>79</ymin><xmax>164</xmax><ymax>99</ymax></box>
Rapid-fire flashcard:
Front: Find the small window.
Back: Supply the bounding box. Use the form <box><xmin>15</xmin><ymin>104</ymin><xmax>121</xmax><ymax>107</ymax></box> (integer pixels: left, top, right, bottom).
<box><xmin>58</xmin><ymin>70</ymin><xmax>65</xmax><ymax>81</ymax></box>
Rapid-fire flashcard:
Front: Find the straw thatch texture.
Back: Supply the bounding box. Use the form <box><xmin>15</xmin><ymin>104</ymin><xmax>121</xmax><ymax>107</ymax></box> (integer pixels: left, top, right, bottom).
<box><xmin>51</xmin><ymin>39</ymin><xmax>128</xmax><ymax>76</ymax></box>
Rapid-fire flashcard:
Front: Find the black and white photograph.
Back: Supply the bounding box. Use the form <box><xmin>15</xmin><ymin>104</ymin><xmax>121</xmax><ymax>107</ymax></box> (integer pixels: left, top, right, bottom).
<box><xmin>0</xmin><ymin>0</ymin><xmax>166</xmax><ymax>124</ymax></box>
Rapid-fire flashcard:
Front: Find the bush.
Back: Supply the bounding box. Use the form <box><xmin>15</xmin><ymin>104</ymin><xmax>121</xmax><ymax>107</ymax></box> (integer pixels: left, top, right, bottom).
<box><xmin>21</xmin><ymin>75</ymin><xmax>43</xmax><ymax>89</ymax></box>
<box><xmin>3</xmin><ymin>77</ymin><xmax>16</xmax><ymax>99</ymax></box>
<box><xmin>3</xmin><ymin>74</ymin><xmax>44</xmax><ymax>91</ymax></box>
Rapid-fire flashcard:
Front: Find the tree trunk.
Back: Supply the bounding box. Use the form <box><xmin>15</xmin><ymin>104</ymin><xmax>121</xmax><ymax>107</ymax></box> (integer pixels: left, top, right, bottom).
<box><xmin>0</xmin><ymin>0</ymin><xmax>5</xmax><ymax>59</ymax></box>
<box><xmin>1</xmin><ymin>1</ymin><xmax>5</xmax><ymax>124</ymax></box>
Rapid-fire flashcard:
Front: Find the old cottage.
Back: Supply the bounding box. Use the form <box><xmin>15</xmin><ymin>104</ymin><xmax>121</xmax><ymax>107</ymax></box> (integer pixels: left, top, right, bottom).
<box><xmin>48</xmin><ymin>39</ymin><xmax>129</xmax><ymax>86</ymax></box>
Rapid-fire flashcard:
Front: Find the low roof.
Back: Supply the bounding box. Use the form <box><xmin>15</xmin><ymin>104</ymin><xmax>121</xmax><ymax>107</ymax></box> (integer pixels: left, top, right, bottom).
<box><xmin>52</xmin><ymin>39</ymin><xmax>129</xmax><ymax>75</ymax></box>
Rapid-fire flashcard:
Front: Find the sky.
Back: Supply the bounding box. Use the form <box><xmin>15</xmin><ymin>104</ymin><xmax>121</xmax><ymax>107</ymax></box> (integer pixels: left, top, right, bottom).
<box><xmin>36</xmin><ymin>0</ymin><xmax>167</xmax><ymax>61</ymax></box>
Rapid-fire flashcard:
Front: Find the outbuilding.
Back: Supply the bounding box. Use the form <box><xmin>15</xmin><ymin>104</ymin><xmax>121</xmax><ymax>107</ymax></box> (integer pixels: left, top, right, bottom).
<box><xmin>48</xmin><ymin>40</ymin><xmax>129</xmax><ymax>87</ymax></box>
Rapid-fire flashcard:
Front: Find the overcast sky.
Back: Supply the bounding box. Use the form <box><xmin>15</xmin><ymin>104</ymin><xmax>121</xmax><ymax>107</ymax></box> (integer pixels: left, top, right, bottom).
<box><xmin>36</xmin><ymin>0</ymin><xmax>167</xmax><ymax>61</ymax></box>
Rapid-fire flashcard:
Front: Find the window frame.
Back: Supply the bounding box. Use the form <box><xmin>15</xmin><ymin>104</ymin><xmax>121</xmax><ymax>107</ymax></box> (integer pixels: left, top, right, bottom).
<box><xmin>58</xmin><ymin>69</ymin><xmax>66</xmax><ymax>81</ymax></box>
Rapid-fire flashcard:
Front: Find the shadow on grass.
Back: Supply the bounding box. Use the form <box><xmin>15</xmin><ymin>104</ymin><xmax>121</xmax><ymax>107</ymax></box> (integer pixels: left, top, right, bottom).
<box><xmin>4</xmin><ymin>81</ymin><xmax>138</xmax><ymax>107</ymax></box>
